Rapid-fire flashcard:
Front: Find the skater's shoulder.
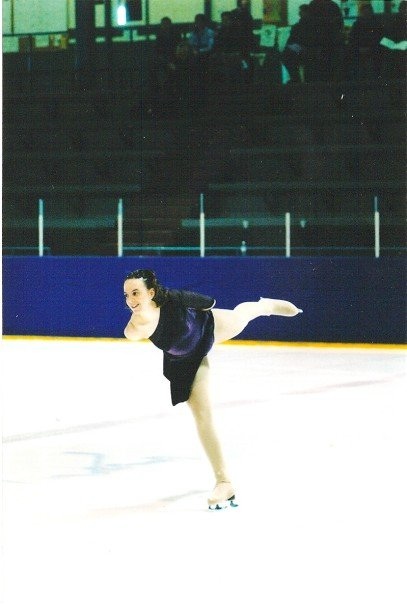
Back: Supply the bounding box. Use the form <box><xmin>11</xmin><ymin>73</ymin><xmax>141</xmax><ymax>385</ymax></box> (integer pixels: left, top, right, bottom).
<box><xmin>168</xmin><ymin>289</ymin><xmax>215</xmax><ymax>311</ymax></box>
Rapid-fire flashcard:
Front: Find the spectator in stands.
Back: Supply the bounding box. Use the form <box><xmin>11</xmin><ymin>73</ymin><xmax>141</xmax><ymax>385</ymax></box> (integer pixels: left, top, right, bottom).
<box><xmin>188</xmin><ymin>14</ymin><xmax>215</xmax><ymax>102</ymax></box>
<box><xmin>188</xmin><ymin>13</ymin><xmax>215</xmax><ymax>56</ymax></box>
<box><xmin>346</xmin><ymin>2</ymin><xmax>384</xmax><ymax>80</ymax></box>
<box><xmin>147</xmin><ymin>17</ymin><xmax>181</xmax><ymax>115</ymax></box>
<box><xmin>302</xmin><ymin>0</ymin><xmax>345</xmax><ymax>82</ymax></box>
<box><xmin>214</xmin><ymin>11</ymin><xmax>240</xmax><ymax>53</ymax></box>
<box><xmin>281</xmin><ymin>4</ymin><xmax>311</xmax><ymax>83</ymax></box>
<box><xmin>230</xmin><ymin>0</ymin><xmax>257</xmax><ymax>77</ymax></box>
<box><xmin>230</xmin><ymin>0</ymin><xmax>256</xmax><ymax>55</ymax></box>
<box><xmin>212</xmin><ymin>11</ymin><xmax>245</xmax><ymax>89</ymax></box>
<box><xmin>154</xmin><ymin>16</ymin><xmax>181</xmax><ymax>65</ymax></box>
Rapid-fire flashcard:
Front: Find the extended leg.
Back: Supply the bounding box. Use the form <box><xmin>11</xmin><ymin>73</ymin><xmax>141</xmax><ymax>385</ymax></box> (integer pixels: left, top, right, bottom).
<box><xmin>187</xmin><ymin>357</ymin><xmax>235</xmax><ymax>507</ymax></box>
<box><xmin>212</xmin><ymin>298</ymin><xmax>302</xmax><ymax>344</ymax></box>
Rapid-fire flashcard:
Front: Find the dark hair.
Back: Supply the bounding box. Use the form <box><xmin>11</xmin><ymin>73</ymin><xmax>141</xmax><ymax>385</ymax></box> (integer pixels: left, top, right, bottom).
<box><xmin>125</xmin><ymin>269</ymin><xmax>168</xmax><ymax>307</ymax></box>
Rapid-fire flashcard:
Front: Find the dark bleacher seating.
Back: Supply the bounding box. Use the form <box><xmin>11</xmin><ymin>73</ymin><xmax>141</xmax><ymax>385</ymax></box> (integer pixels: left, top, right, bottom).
<box><xmin>2</xmin><ymin>40</ymin><xmax>406</xmax><ymax>256</ymax></box>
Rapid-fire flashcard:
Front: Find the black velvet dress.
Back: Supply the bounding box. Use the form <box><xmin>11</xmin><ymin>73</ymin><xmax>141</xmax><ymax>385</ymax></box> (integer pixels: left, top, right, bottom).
<box><xmin>149</xmin><ymin>290</ymin><xmax>216</xmax><ymax>405</ymax></box>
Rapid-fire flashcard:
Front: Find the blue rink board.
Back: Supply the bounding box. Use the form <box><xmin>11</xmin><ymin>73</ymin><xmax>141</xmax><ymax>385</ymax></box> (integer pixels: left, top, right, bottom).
<box><xmin>2</xmin><ymin>256</ymin><xmax>406</xmax><ymax>344</ymax></box>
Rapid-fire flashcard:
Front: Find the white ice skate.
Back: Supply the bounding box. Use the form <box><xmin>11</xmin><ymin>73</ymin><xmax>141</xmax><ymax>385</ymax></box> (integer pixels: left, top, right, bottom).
<box><xmin>208</xmin><ymin>481</ymin><xmax>238</xmax><ymax>510</ymax></box>
<box><xmin>259</xmin><ymin>297</ymin><xmax>303</xmax><ymax>317</ymax></box>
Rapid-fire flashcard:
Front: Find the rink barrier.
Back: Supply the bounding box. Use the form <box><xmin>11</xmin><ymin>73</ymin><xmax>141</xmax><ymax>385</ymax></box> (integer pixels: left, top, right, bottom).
<box><xmin>2</xmin><ymin>256</ymin><xmax>406</xmax><ymax>344</ymax></box>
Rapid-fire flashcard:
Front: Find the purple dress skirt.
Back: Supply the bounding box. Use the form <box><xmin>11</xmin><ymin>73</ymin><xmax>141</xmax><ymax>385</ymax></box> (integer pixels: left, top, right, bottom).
<box><xmin>149</xmin><ymin>290</ymin><xmax>216</xmax><ymax>405</ymax></box>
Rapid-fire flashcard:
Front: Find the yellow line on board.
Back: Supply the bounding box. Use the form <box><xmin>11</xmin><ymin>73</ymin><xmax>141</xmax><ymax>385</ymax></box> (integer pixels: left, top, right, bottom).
<box><xmin>2</xmin><ymin>335</ymin><xmax>406</xmax><ymax>350</ymax></box>
<box><xmin>222</xmin><ymin>340</ymin><xmax>407</xmax><ymax>350</ymax></box>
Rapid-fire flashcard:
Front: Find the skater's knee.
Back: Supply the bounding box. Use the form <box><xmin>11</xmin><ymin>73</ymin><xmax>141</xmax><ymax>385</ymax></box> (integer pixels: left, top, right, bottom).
<box><xmin>188</xmin><ymin>395</ymin><xmax>210</xmax><ymax>418</ymax></box>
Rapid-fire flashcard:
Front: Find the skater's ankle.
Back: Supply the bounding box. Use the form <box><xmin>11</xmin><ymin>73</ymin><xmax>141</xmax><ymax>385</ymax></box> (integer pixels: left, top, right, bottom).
<box><xmin>214</xmin><ymin>475</ymin><xmax>231</xmax><ymax>486</ymax></box>
<box><xmin>208</xmin><ymin>481</ymin><xmax>235</xmax><ymax>505</ymax></box>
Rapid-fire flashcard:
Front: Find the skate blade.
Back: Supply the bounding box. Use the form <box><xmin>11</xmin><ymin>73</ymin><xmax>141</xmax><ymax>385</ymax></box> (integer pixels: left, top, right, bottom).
<box><xmin>208</xmin><ymin>495</ymin><xmax>238</xmax><ymax>511</ymax></box>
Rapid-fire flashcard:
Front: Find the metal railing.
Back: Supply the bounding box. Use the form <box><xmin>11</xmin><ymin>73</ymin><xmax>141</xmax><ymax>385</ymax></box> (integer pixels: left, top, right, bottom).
<box><xmin>3</xmin><ymin>194</ymin><xmax>404</xmax><ymax>258</ymax></box>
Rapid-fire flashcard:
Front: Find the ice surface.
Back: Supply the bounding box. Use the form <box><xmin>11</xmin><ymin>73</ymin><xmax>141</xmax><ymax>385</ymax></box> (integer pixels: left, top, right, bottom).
<box><xmin>2</xmin><ymin>338</ymin><xmax>407</xmax><ymax>604</ymax></box>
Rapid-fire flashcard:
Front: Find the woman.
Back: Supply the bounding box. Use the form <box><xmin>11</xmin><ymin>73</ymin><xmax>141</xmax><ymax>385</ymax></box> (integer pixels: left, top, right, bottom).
<box><xmin>123</xmin><ymin>269</ymin><xmax>302</xmax><ymax>510</ymax></box>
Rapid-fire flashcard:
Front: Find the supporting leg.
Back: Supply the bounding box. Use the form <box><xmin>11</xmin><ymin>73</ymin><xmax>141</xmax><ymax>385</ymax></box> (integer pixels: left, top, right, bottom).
<box><xmin>187</xmin><ymin>357</ymin><xmax>235</xmax><ymax>506</ymax></box>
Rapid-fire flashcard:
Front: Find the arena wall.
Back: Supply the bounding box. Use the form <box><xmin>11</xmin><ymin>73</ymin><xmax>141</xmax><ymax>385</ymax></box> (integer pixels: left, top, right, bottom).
<box><xmin>2</xmin><ymin>256</ymin><xmax>406</xmax><ymax>344</ymax></box>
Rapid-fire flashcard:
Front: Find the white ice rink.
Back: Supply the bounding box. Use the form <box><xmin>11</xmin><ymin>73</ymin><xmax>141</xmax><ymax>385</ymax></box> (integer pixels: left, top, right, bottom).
<box><xmin>2</xmin><ymin>337</ymin><xmax>407</xmax><ymax>604</ymax></box>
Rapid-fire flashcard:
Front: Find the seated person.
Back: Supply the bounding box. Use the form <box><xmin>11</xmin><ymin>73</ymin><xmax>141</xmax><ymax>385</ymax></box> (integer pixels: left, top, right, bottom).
<box><xmin>154</xmin><ymin>17</ymin><xmax>181</xmax><ymax>65</ymax></box>
<box><xmin>188</xmin><ymin>14</ymin><xmax>215</xmax><ymax>56</ymax></box>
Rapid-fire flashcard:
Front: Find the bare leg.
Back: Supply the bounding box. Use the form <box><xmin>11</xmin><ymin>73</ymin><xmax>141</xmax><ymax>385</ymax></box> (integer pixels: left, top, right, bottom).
<box><xmin>213</xmin><ymin>298</ymin><xmax>302</xmax><ymax>343</ymax></box>
<box><xmin>187</xmin><ymin>357</ymin><xmax>235</xmax><ymax>506</ymax></box>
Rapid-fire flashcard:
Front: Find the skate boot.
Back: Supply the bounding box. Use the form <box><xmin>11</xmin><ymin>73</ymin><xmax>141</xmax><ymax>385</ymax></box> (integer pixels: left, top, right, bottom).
<box><xmin>208</xmin><ymin>481</ymin><xmax>238</xmax><ymax>510</ymax></box>
<box><xmin>259</xmin><ymin>297</ymin><xmax>303</xmax><ymax>317</ymax></box>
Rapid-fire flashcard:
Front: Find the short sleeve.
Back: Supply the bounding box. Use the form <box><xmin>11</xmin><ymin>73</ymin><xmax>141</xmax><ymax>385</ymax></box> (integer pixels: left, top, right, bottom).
<box><xmin>170</xmin><ymin>289</ymin><xmax>215</xmax><ymax>310</ymax></box>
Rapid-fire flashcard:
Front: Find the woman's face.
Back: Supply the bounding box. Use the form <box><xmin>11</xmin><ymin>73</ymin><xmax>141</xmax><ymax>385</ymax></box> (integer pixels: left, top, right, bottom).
<box><xmin>124</xmin><ymin>278</ymin><xmax>155</xmax><ymax>313</ymax></box>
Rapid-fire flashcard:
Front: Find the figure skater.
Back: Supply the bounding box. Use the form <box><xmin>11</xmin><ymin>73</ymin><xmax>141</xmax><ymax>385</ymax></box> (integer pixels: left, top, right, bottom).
<box><xmin>123</xmin><ymin>269</ymin><xmax>302</xmax><ymax>510</ymax></box>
